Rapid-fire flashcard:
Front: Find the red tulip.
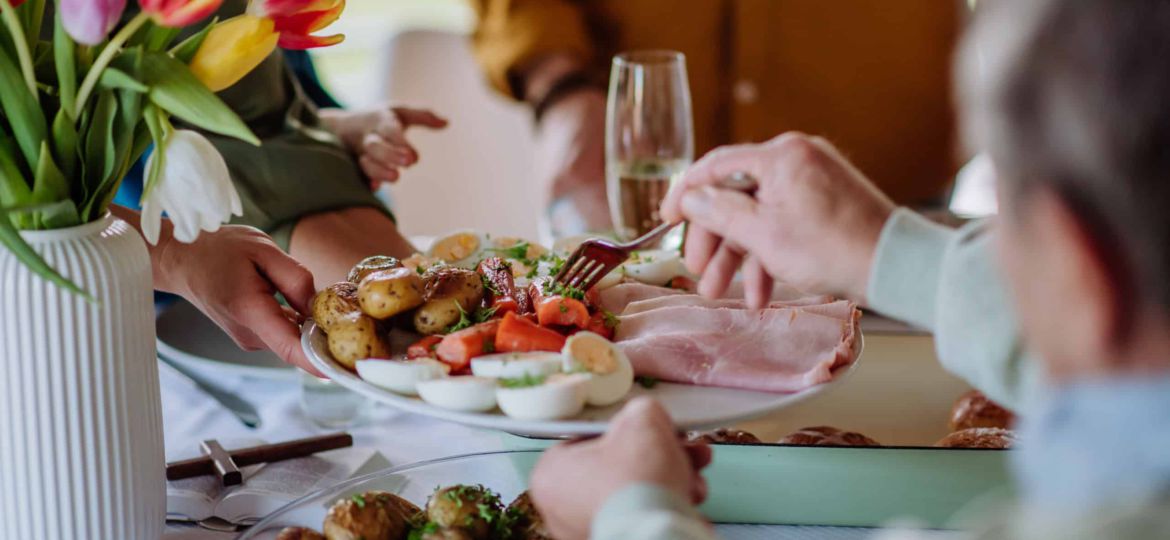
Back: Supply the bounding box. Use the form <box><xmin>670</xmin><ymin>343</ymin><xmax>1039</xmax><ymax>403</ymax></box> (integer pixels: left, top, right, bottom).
<box><xmin>249</xmin><ymin>0</ymin><xmax>343</xmax><ymax>49</ymax></box>
<box><xmin>139</xmin><ymin>0</ymin><xmax>223</xmax><ymax>27</ymax></box>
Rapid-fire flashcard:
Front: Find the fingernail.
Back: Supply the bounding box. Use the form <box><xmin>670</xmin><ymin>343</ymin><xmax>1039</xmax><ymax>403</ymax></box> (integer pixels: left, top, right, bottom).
<box><xmin>681</xmin><ymin>189</ymin><xmax>713</xmax><ymax>216</ymax></box>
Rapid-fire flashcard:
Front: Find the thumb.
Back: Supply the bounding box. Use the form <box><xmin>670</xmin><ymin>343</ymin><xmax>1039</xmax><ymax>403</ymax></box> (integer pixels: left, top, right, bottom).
<box><xmin>680</xmin><ymin>186</ymin><xmax>761</xmax><ymax>252</ymax></box>
<box><xmin>606</xmin><ymin>397</ymin><xmax>676</xmax><ymax>443</ymax></box>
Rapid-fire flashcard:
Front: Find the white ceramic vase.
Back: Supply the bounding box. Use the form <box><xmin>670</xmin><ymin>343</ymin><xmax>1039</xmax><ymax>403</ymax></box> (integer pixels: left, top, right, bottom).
<box><xmin>0</xmin><ymin>214</ymin><xmax>165</xmax><ymax>539</ymax></box>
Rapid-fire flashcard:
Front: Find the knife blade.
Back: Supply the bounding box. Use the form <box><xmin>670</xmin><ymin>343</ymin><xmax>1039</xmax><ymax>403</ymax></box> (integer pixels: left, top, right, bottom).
<box><xmin>158</xmin><ymin>355</ymin><xmax>263</xmax><ymax>428</ymax></box>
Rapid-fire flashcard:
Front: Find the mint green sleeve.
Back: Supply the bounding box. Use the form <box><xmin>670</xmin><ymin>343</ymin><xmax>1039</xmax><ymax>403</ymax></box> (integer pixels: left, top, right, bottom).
<box><xmin>866</xmin><ymin>209</ymin><xmax>1043</xmax><ymax>410</ymax></box>
<box><xmin>591</xmin><ymin>485</ymin><xmax>717</xmax><ymax>540</ymax></box>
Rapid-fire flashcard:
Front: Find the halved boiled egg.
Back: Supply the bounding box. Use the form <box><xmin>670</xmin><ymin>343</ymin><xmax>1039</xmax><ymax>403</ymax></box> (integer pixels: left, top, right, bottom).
<box><xmin>496</xmin><ymin>373</ymin><xmax>590</xmax><ymax>420</ymax></box>
<box><xmin>356</xmin><ymin>358</ymin><xmax>450</xmax><ymax>396</ymax></box>
<box><xmin>621</xmin><ymin>249</ymin><xmax>689</xmax><ymax>286</ymax></box>
<box><xmin>489</xmin><ymin>236</ymin><xmax>548</xmax><ymax>260</ymax></box>
<box><xmin>427</xmin><ymin>230</ymin><xmax>488</xmax><ymax>268</ymax></box>
<box><xmin>562</xmin><ymin>332</ymin><xmax>634</xmax><ymax>406</ymax></box>
<box><xmin>471</xmin><ymin>352</ymin><xmax>562</xmax><ymax>379</ymax></box>
<box><xmin>416</xmin><ymin>376</ymin><xmax>497</xmax><ymax>412</ymax></box>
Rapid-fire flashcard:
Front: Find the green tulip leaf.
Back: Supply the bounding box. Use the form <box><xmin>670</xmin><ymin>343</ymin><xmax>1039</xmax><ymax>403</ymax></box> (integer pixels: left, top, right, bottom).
<box><xmin>0</xmin><ymin>135</ymin><xmax>33</xmax><ymax>228</ymax></box>
<box><xmin>139</xmin><ymin>51</ymin><xmax>260</xmax><ymax>146</ymax></box>
<box><xmin>53</xmin><ymin>14</ymin><xmax>75</xmax><ymax>113</ymax></box>
<box><xmin>99</xmin><ymin>67</ymin><xmax>148</xmax><ymax>93</ymax></box>
<box><xmin>0</xmin><ymin>46</ymin><xmax>47</xmax><ymax>171</ymax></box>
<box><xmin>50</xmin><ymin>107</ymin><xmax>78</xmax><ymax>179</ymax></box>
<box><xmin>170</xmin><ymin>18</ymin><xmax>216</xmax><ymax>64</ymax></box>
<box><xmin>0</xmin><ymin>204</ymin><xmax>92</xmax><ymax>300</ymax></box>
<box><xmin>81</xmin><ymin>91</ymin><xmax>117</xmax><ymax>201</ymax></box>
<box><xmin>16</xmin><ymin>0</ymin><xmax>44</xmax><ymax>52</ymax></box>
<box><xmin>141</xmin><ymin>22</ymin><xmax>182</xmax><ymax>53</ymax></box>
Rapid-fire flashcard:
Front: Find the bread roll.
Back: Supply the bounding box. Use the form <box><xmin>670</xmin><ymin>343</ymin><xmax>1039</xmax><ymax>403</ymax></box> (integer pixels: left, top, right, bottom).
<box><xmin>935</xmin><ymin>427</ymin><xmax>1017</xmax><ymax>449</ymax></box>
<box><xmin>950</xmin><ymin>390</ymin><xmax>1015</xmax><ymax>431</ymax></box>
<box><xmin>777</xmin><ymin>426</ymin><xmax>880</xmax><ymax>447</ymax></box>
<box><xmin>686</xmin><ymin>428</ymin><xmax>761</xmax><ymax>445</ymax></box>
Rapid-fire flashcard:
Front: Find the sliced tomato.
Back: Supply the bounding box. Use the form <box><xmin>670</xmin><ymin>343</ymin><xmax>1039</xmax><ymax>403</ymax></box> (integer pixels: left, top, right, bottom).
<box><xmin>585</xmin><ymin>311</ymin><xmax>616</xmax><ymax>340</ymax></box>
<box><xmin>495</xmin><ymin>311</ymin><xmax>567</xmax><ymax>353</ymax></box>
<box><xmin>435</xmin><ymin>320</ymin><xmax>501</xmax><ymax>371</ymax></box>
<box><xmin>406</xmin><ymin>335</ymin><xmax>443</xmax><ymax>359</ymax></box>
<box><xmin>535</xmin><ymin>295</ymin><xmax>590</xmax><ymax>328</ymax></box>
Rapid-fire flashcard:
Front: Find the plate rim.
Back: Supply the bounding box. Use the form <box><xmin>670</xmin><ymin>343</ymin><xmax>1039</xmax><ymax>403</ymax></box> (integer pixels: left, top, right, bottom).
<box><xmin>303</xmin><ymin>320</ymin><xmax>862</xmax><ymax>436</ymax></box>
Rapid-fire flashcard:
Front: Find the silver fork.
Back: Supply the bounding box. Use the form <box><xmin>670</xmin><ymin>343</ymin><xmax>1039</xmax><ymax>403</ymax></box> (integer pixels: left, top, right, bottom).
<box><xmin>554</xmin><ymin>172</ymin><xmax>759</xmax><ymax>291</ymax></box>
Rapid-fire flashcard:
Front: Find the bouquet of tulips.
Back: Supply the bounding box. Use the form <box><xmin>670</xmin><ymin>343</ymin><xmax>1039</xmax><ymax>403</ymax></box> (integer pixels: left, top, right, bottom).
<box><xmin>0</xmin><ymin>0</ymin><xmax>344</xmax><ymax>295</ymax></box>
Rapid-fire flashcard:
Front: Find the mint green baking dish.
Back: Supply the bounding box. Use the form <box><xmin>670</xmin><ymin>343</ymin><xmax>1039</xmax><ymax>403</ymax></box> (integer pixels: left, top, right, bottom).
<box><xmin>499</xmin><ymin>433</ymin><xmax>1014</xmax><ymax>528</ymax></box>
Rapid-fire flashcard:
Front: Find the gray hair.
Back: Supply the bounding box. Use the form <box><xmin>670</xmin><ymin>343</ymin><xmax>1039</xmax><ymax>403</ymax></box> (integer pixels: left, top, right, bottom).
<box><xmin>958</xmin><ymin>0</ymin><xmax>1170</xmax><ymax>313</ymax></box>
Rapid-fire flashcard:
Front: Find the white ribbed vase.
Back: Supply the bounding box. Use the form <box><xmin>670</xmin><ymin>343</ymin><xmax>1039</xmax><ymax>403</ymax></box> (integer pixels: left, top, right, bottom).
<box><xmin>0</xmin><ymin>214</ymin><xmax>164</xmax><ymax>540</ymax></box>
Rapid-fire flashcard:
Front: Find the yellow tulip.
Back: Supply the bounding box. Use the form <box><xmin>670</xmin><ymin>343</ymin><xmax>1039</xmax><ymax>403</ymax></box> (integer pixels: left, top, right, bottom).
<box><xmin>189</xmin><ymin>15</ymin><xmax>279</xmax><ymax>92</ymax></box>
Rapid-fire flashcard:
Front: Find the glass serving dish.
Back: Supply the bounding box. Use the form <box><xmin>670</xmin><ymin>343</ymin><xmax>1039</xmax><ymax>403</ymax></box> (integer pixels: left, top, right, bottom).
<box><xmin>236</xmin><ymin>450</ymin><xmax>541</xmax><ymax>539</ymax></box>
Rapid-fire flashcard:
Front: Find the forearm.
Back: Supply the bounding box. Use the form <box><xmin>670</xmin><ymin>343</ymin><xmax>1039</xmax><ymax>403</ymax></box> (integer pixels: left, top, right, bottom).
<box><xmin>591</xmin><ymin>485</ymin><xmax>717</xmax><ymax>540</ymax></box>
<box><xmin>866</xmin><ymin>209</ymin><xmax>1041</xmax><ymax>410</ymax></box>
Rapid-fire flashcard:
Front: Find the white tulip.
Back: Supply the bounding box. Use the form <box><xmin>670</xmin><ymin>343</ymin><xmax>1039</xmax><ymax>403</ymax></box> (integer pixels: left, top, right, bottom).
<box><xmin>140</xmin><ymin>130</ymin><xmax>243</xmax><ymax>245</ymax></box>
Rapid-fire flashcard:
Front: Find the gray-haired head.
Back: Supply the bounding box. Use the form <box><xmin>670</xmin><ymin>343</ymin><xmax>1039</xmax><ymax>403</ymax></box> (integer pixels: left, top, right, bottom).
<box><xmin>958</xmin><ymin>0</ymin><xmax>1170</xmax><ymax>314</ymax></box>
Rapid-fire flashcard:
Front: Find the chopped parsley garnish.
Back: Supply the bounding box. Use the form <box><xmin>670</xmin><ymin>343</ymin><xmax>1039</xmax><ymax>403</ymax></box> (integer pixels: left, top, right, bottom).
<box><xmin>445</xmin><ymin>301</ymin><xmax>473</xmax><ymax>333</ymax></box>
<box><xmin>480</xmin><ymin>272</ymin><xmax>503</xmax><ymax>295</ymax></box>
<box><xmin>415</xmin><ymin>265</ymin><xmax>426</xmax><ymax>275</ymax></box>
<box><xmin>487</xmin><ymin>241</ymin><xmax>531</xmax><ymax>260</ymax></box>
<box><xmin>350</xmin><ymin>494</ymin><xmax>366</xmax><ymax>508</ymax></box>
<box><xmin>498</xmin><ymin>373</ymin><xmax>546</xmax><ymax>388</ymax></box>
<box><xmin>602</xmin><ymin>310</ymin><xmax>621</xmax><ymax>329</ymax></box>
<box><xmin>446</xmin><ymin>305</ymin><xmax>500</xmax><ymax>333</ymax></box>
<box><xmin>558</xmin><ymin>303</ymin><xmax>568</xmax><ymax>313</ymax></box>
<box><xmin>635</xmin><ymin>375</ymin><xmax>659</xmax><ymax>389</ymax></box>
<box><xmin>542</xmin><ymin>280</ymin><xmax>586</xmax><ymax>300</ymax></box>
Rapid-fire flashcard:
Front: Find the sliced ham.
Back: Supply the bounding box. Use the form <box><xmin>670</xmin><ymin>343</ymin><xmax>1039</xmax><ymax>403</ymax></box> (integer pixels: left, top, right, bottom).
<box><xmin>620</xmin><ymin>294</ymin><xmax>843</xmax><ymax>317</ymax></box>
<box><xmin>602</xmin><ymin>283</ymin><xmax>861</xmax><ymax>393</ymax></box>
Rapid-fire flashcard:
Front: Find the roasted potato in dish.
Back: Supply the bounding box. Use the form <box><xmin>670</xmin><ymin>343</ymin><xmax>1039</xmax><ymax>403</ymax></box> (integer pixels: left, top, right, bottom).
<box><xmin>426</xmin><ymin>485</ymin><xmax>498</xmax><ymax>539</ymax></box>
<box><xmin>420</xmin><ymin>528</ymin><xmax>476</xmax><ymax>540</ymax></box>
<box><xmin>414</xmin><ymin>268</ymin><xmax>485</xmax><ymax>335</ymax></box>
<box><xmin>323</xmin><ymin>491</ymin><xmax>414</xmax><ymax>540</ymax></box>
<box><xmin>327</xmin><ymin>313</ymin><xmax>392</xmax><ymax>369</ymax></box>
<box><xmin>346</xmin><ymin>255</ymin><xmax>402</xmax><ymax>284</ymax></box>
<box><xmin>358</xmin><ymin>267</ymin><xmax>425</xmax><ymax>320</ymax></box>
<box><xmin>507</xmin><ymin>492</ymin><xmax>553</xmax><ymax>540</ymax></box>
<box><xmin>312</xmin><ymin>283</ymin><xmax>362</xmax><ymax>332</ymax></box>
<box><xmin>275</xmin><ymin>527</ymin><xmax>325</xmax><ymax>540</ymax></box>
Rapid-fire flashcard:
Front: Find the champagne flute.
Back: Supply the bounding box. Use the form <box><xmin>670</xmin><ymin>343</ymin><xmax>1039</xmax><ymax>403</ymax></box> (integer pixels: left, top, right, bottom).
<box><xmin>605</xmin><ymin>50</ymin><xmax>695</xmax><ymax>246</ymax></box>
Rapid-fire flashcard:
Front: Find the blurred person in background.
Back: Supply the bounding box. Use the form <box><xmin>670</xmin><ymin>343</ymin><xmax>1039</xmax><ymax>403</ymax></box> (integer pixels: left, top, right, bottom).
<box><xmin>119</xmin><ymin>0</ymin><xmax>447</xmax><ymax>287</ymax></box>
<box><xmin>470</xmin><ymin>0</ymin><xmax>963</xmax><ymax>236</ymax></box>
<box><xmin>530</xmin><ymin>0</ymin><xmax>1170</xmax><ymax>538</ymax></box>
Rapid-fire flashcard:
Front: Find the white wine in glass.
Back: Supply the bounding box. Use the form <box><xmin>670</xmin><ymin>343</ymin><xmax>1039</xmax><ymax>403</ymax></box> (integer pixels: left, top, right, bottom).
<box><xmin>606</xmin><ymin>50</ymin><xmax>695</xmax><ymax>245</ymax></box>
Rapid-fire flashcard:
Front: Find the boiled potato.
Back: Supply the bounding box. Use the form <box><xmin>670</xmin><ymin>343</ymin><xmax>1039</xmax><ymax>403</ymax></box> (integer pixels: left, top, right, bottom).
<box><xmin>312</xmin><ymin>283</ymin><xmax>361</xmax><ymax>332</ymax></box>
<box><xmin>327</xmin><ymin>313</ymin><xmax>392</xmax><ymax>369</ymax></box>
<box><xmin>413</xmin><ymin>268</ymin><xmax>484</xmax><ymax>335</ymax></box>
<box><xmin>358</xmin><ymin>268</ymin><xmax>425</xmax><ymax>320</ymax></box>
<box><xmin>426</xmin><ymin>485</ymin><xmax>497</xmax><ymax>539</ymax></box>
<box><xmin>323</xmin><ymin>491</ymin><xmax>414</xmax><ymax>540</ymax></box>
<box><xmin>346</xmin><ymin>255</ymin><xmax>402</xmax><ymax>284</ymax></box>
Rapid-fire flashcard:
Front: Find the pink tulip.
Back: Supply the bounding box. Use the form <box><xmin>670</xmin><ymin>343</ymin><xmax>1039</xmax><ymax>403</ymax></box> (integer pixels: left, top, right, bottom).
<box><xmin>61</xmin><ymin>0</ymin><xmax>127</xmax><ymax>45</ymax></box>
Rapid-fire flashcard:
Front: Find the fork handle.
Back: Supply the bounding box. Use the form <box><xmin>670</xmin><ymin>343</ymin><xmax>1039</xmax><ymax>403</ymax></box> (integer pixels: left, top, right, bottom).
<box><xmin>625</xmin><ymin>172</ymin><xmax>760</xmax><ymax>250</ymax></box>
